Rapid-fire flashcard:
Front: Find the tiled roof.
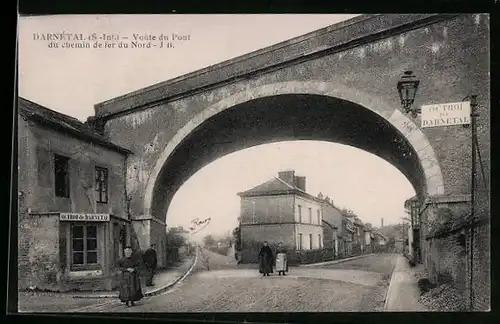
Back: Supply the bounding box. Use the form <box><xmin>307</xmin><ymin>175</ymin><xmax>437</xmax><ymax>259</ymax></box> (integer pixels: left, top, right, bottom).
<box><xmin>237</xmin><ymin>177</ymin><xmax>295</xmax><ymax>197</ymax></box>
<box><xmin>238</xmin><ymin>176</ymin><xmax>321</xmax><ymax>202</ymax></box>
<box><xmin>18</xmin><ymin>97</ymin><xmax>132</xmax><ymax>155</ymax></box>
<box><xmin>373</xmin><ymin>231</ymin><xmax>388</xmax><ymax>241</ymax></box>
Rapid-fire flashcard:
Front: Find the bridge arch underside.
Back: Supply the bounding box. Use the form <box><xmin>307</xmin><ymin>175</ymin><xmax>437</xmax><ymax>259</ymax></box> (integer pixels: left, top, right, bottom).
<box><xmin>150</xmin><ymin>94</ymin><xmax>428</xmax><ymax>223</ymax></box>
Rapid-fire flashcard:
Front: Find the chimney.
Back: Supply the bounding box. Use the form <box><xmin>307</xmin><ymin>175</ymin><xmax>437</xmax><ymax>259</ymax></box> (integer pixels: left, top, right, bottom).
<box><xmin>381</xmin><ymin>218</ymin><xmax>384</xmax><ymax>228</ymax></box>
<box><xmin>295</xmin><ymin>176</ymin><xmax>306</xmax><ymax>191</ymax></box>
<box><xmin>278</xmin><ymin>170</ymin><xmax>295</xmax><ymax>185</ymax></box>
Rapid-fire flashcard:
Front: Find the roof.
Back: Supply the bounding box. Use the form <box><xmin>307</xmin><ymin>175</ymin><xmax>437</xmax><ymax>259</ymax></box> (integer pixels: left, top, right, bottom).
<box><xmin>238</xmin><ymin>176</ymin><xmax>322</xmax><ymax>202</ymax></box>
<box><xmin>18</xmin><ymin>97</ymin><xmax>132</xmax><ymax>155</ymax></box>
<box><xmin>373</xmin><ymin>231</ymin><xmax>389</xmax><ymax>241</ymax></box>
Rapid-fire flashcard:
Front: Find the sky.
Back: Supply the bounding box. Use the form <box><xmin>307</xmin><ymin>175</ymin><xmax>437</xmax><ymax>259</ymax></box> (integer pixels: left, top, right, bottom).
<box><xmin>18</xmin><ymin>14</ymin><xmax>416</xmax><ymax>239</ymax></box>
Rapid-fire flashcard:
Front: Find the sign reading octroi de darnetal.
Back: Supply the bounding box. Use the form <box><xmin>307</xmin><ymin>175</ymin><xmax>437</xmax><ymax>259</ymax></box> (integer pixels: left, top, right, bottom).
<box><xmin>421</xmin><ymin>101</ymin><xmax>471</xmax><ymax>128</ymax></box>
<box><xmin>60</xmin><ymin>213</ymin><xmax>110</xmax><ymax>222</ymax></box>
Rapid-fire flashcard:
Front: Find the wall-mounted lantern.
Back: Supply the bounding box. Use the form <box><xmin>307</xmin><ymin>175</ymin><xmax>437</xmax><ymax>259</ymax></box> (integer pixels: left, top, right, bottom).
<box><xmin>397</xmin><ymin>71</ymin><xmax>420</xmax><ymax>118</ymax></box>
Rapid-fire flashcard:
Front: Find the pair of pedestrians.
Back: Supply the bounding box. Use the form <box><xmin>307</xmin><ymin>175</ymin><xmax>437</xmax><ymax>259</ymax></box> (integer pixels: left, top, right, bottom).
<box><xmin>258</xmin><ymin>241</ymin><xmax>289</xmax><ymax>277</ymax></box>
<box><xmin>117</xmin><ymin>244</ymin><xmax>158</xmax><ymax>307</ymax></box>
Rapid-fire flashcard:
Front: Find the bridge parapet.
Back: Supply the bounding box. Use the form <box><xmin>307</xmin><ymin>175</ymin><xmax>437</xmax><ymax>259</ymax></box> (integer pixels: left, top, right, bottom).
<box><xmin>94</xmin><ymin>14</ymin><xmax>458</xmax><ymax>120</ymax></box>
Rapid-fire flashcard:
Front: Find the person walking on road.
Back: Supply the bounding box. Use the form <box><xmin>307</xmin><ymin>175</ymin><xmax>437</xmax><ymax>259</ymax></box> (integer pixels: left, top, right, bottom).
<box><xmin>258</xmin><ymin>241</ymin><xmax>274</xmax><ymax>277</ymax></box>
<box><xmin>143</xmin><ymin>244</ymin><xmax>158</xmax><ymax>287</ymax></box>
<box><xmin>118</xmin><ymin>246</ymin><xmax>143</xmax><ymax>307</ymax></box>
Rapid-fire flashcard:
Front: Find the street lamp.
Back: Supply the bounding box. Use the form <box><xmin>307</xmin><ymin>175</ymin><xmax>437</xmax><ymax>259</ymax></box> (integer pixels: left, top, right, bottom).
<box><xmin>397</xmin><ymin>71</ymin><xmax>420</xmax><ymax>118</ymax></box>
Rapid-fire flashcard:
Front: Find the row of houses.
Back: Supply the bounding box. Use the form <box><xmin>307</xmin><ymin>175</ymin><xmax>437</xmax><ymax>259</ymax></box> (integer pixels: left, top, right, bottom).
<box><xmin>237</xmin><ymin>170</ymin><xmax>388</xmax><ymax>262</ymax></box>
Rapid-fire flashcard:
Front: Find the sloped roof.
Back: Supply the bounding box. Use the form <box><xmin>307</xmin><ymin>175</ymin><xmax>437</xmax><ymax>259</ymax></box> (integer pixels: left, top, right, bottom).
<box><xmin>18</xmin><ymin>97</ymin><xmax>132</xmax><ymax>155</ymax></box>
<box><xmin>237</xmin><ymin>177</ymin><xmax>295</xmax><ymax>197</ymax></box>
<box><xmin>373</xmin><ymin>231</ymin><xmax>389</xmax><ymax>241</ymax></box>
<box><xmin>238</xmin><ymin>176</ymin><xmax>321</xmax><ymax>202</ymax></box>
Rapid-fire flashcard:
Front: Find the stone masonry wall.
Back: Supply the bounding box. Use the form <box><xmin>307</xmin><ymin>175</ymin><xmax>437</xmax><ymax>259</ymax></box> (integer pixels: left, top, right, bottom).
<box><xmin>18</xmin><ymin>214</ymin><xmax>61</xmax><ymax>290</ymax></box>
<box><xmin>465</xmin><ymin>222</ymin><xmax>490</xmax><ymax>311</ymax></box>
<box><xmin>101</xmin><ymin>14</ymin><xmax>489</xmax><ymax>225</ymax></box>
<box><xmin>240</xmin><ymin>195</ymin><xmax>295</xmax><ymax>224</ymax></box>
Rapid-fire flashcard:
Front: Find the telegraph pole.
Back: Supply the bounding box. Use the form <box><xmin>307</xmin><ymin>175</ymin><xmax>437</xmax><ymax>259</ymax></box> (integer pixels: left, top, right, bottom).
<box><xmin>468</xmin><ymin>95</ymin><xmax>478</xmax><ymax>311</ymax></box>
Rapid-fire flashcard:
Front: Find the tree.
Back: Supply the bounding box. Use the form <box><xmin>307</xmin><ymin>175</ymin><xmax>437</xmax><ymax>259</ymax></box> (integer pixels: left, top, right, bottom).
<box><xmin>203</xmin><ymin>234</ymin><xmax>216</xmax><ymax>247</ymax></box>
<box><xmin>166</xmin><ymin>226</ymin><xmax>187</xmax><ymax>248</ymax></box>
<box><xmin>232</xmin><ymin>225</ymin><xmax>241</xmax><ymax>251</ymax></box>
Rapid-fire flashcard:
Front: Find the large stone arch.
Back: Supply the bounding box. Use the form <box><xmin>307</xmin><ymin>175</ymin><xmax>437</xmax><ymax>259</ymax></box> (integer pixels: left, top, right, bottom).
<box><xmin>143</xmin><ymin>80</ymin><xmax>445</xmax><ymax>220</ymax></box>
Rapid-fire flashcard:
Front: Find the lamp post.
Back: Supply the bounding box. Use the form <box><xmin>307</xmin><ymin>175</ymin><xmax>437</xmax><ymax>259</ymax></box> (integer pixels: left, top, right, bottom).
<box><xmin>397</xmin><ymin>71</ymin><xmax>421</xmax><ymax>117</ymax></box>
<box><xmin>396</xmin><ymin>71</ymin><xmax>420</xmax><ymax>257</ymax></box>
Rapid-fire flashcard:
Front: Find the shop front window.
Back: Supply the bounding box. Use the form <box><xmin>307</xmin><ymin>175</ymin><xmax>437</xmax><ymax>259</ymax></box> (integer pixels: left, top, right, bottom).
<box><xmin>71</xmin><ymin>224</ymin><xmax>98</xmax><ymax>270</ymax></box>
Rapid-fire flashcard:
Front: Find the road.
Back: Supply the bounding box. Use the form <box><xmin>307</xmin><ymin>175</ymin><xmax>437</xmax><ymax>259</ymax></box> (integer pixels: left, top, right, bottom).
<box><xmin>90</xmin><ymin>251</ymin><xmax>398</xmax><ymax>313</ymax></box>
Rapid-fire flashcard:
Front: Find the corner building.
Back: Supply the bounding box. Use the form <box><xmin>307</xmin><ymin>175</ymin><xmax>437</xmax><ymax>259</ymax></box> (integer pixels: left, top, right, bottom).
<box><xmin>18</xmin><ymin>98</ymin><xmax>132</xmax><ymax>292</ymax></box>
<box><xmin>238</xmin><ymin>170</ymin><xmax>324</xmax><ymax>252</ymax></box>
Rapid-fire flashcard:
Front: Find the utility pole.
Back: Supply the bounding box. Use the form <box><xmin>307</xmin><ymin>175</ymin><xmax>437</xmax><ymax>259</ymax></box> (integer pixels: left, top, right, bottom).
<box><xmin>468</xmin><ymin>95</ymin><xmax>479</xmax><ymax>311</ymax></box>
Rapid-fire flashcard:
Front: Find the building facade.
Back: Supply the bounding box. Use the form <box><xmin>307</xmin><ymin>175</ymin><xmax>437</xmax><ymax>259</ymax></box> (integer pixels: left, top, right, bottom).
<box><xmin>347</xmin><ymin>215</ymin><xmax>365</xmax><ymax>255</ymax></box>
<box><xmin>318</xmin><ymin>194</ymin><xmax>344</xmax><ymax>257</ymax></box>
<box><xmin>341</xmin><ymin>216</ymin><xmax>354</xmax><ymax>256</ymax></box>
<box><xmin>238</xmin><ymin>170</ymin><xmax>323</xmax><ymax>251</ymax></box>
<box><xmin>363</xmin><ymin>224</ymin><xmax>375</xmax><ymax>254</ymax></box>
<box><xmin>18</xmin><ymin>98</ymin><xmax>132</xmax><ymax>292</ymax></box>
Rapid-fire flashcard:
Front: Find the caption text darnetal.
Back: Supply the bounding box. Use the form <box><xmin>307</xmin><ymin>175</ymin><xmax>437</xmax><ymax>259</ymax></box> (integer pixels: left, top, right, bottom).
<box><xmin>32</xmin><ymin>32</ymin><xmax>192</xmax><ymax>49</ymax></box>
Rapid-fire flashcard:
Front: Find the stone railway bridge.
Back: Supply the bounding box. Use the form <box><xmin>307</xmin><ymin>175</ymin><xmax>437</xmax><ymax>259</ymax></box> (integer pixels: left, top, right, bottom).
<box><xmin>89</xmin><ymin>14</ymin><xmax>489</xmax><ymax>268</ymax></box>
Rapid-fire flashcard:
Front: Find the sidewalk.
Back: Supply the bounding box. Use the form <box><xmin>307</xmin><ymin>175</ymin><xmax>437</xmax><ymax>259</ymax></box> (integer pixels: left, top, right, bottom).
<box><xmin>384</xmin><ymin>254</ymin><xmax>430</xmax><ymax>312</ymax></box>
<box><xmin>73</xmin><ymin>254</ymin><xmax>197</xmax><ymax>298</ymax></box>
<box><xmin>300</xmin><ymin>253</ymin><xmax>375</xmax><ymax>267</ymax></box>
<box><xmin>19</xmin><ymin>253</ymin><xmax>198</xmax><ymax>312</ymax></box>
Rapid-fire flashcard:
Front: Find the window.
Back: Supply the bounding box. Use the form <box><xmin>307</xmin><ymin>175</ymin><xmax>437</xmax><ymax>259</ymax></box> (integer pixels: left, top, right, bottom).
<box><xmin>308</xmin><ymin>208</ymin><xmax>312</xmax><ymax>223</ymax></box>
<box><xmin>298</xmin><ymin>233</ymin><xmax>303</xmax><ymax>250</ymax></box>
<box><xmin>318</xmin><ymin>234</ymin><xmax>322</xmax><ymax>249</ymax></box>
<box><xmin>71</xmin><ymin>224</ymin><xmax>98</xmax><ymax>269</ymax></box>
<box><xmin>309</xmin><ymin>234</ymin><xmax>313</xmax><ymax>250</ymax></box>
<box><xmin>95</xmin><ymin>166</ymin><xmax>109</xmax><ymax>203</ymax></box>
<box><xmin>252</xmin><ymin>201</ymin><xmax>256</xmax><ymax>223</ymax></box>
<box><xmin>298</xmin><ymin>205</ymin><xmax>302</xmax><ymax>223</ymax></box>
<box><xmin>54</xmin><ymin>154</ymin><xmax>70</xmax><ymax>198</ymax></box>
<box><xmin>317</xmin><ymin>210</ymin><xmax>321</xmax><ymax>224</ymax></box>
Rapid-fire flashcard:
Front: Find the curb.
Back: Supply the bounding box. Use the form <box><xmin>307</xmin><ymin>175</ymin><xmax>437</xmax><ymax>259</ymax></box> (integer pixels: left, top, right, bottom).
<box><xmin>72</xmin><ymin>252</ymin><xmax>198</xmax><ymax>299</ymax></box>
<box><xmin>146</xmin><ymin>249</ymin><xmax>199</xmax><ymax>297</ymax></box>
<box><xmin>299</xmin><ymin>253</ymin><xmax>375</xmax><ymax>267</ymax></box>
<box><xmin>383</xmin><ymin>255</ymin><xmax>401</xmax><ymax>311</ymax></box>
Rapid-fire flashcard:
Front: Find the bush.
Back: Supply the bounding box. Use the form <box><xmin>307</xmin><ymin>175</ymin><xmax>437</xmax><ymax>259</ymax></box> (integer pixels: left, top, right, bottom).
<box><xmin>418</xmin><ymin>278</ymin><xmax>437</xmax><ymax>294</ymax></box>
<box><xmin>297</xmin><ymin>248</ymin><xmax>336</xmax><ymax>264</ymax></box>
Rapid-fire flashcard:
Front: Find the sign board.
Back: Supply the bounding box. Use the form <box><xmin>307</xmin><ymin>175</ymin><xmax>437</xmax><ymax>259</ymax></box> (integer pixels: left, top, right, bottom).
<box><xmin>421</xmin><ymin>101</ymin><xmax>471</xmax><ymax>128</ymax></box>
<box><xmin>60</xmin><ymin>213</ymin><xmax>110</xmax><ymax>222</ymax></box>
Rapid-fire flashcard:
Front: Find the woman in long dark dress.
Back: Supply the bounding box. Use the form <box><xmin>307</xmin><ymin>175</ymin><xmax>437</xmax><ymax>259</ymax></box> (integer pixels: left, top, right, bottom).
<box><xmin>258</xmin><ymin>241</ymin><xmax>274</xmax><ymax>276</ymax></box>
<box><xmin>117</xmin><ymin>247</ymin><xmax>144</xmax><ymax>307</ymax></box>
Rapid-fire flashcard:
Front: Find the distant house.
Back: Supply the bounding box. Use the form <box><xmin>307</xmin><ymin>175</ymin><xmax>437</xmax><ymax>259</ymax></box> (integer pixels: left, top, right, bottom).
<box><xmin>237</xmin><ymin>170</ymin><xmax>324</xmax><ymax>251</ymax></box>
<box><xmin>373</xmin><ymin>231</ymin><xmax>388</xmax><ymax>246</ymax></box>
<box><xmin>341</xmin><ymin>216</ymin><xmax>355</xmax><ymax>256</ymax></box>
<box><xmin>318</xmin><ymin>194</ymin><xmax>343</xmax><ymax>257</ymax></box>
<box><xmin>349</xmin><ymin>216</ymin><xmax>365</xmax><ymax>254</ymax></box>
